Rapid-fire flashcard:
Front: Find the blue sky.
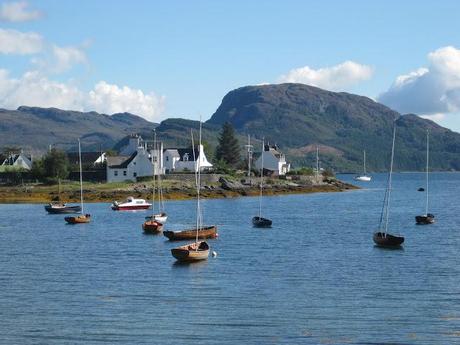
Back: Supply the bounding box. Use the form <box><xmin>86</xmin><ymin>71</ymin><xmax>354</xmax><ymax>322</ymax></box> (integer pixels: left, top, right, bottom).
<box><xmin>1</xmin><ymin>0</ymin><xmax>460</xmax><ymax>131</ymax></box>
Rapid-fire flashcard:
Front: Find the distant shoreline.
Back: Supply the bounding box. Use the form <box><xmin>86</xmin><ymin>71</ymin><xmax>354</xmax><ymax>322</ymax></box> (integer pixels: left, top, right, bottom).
<box><xmin>0</xmin><ymin>176</ymin><xmax>358</xmax><ymax>204</ymax></box>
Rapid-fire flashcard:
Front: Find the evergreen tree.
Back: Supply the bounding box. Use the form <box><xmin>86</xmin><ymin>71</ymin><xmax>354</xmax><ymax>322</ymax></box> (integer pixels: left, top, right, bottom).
<box><xmin>43</xmin><ymin>148</ymin><xmax>69</xmax><ymax>180</ymax></box>
<box><xmin>215</xmin><ymin>122</ymin><xmax>241</xmax><ymax>167</ymax></box>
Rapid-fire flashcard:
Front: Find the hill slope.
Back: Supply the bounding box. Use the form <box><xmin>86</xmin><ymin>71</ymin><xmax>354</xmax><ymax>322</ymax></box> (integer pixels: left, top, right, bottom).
<box><xmin>207</xmin><ymin>83</ymin><xmax>460</xmax><ymax>171</ymax></box>
<box><xmin>0</xmin><ymin>106</ymin><xmax>156</xmax><ymax>152</ymax></box>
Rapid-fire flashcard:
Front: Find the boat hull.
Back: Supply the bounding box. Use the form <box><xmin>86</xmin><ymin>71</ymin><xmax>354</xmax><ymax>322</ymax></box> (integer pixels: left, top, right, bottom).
<box><xmin>112</xmin><ymin>205</ymin><xmax>151</xmax><ymax>211</ymax></box>
<box><xmin>355</xmin><ymin>175</ymin><xmax>372</xmax><ymax>182</ymax></box>
<box><xmin>163</xmin><ymin>226</ymin><xmax>217</xmax><ymax>241</ymax></box>
<box><xmin>142</xmin><ymin>220</ymin><xmax>163</xmax><ymax>234</ymax></box>
<box><xmin>415</xmin><ymin>214</ymin><xmax>435</xmax><ymax>225</ymax></box>
<box><xmin>171</xmin><ymin>241</ymin><xmax>210</xmax><ymax>262</ymax></box>
<box><xmin>45</xmin><ymin>204</ymin><xmax>82</xmax><ymax>214</ymax></box>
<box><xmin>252</xmin><ymin>216</ymin><xmax>272</xmax><ymax>228</ymax></box>
<box><xmin>65</xmin><ymin>214</ymin><xmax>91</xmax><ymax>224</ymax></box>
<box><xmin>373</xmin><ymin>232</ymin><xmax>404</xmax><ymax>247</ymax></box>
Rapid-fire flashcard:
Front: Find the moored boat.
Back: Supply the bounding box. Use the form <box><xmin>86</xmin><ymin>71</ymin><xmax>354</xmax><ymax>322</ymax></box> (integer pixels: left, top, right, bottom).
<box><xmin>65</xmin><ymin>214</ymin><xmax>91</xmax><ymax>224</ymax></box>
<box><xmin>373</xmin><ymin>120</ymin><xmax>404</xmax><ymax>248</ymax></box>
<box><xmin>171</xmin><ymin>241</ymin><xmax>210</xmax><ymax>262</ymax></box>
<box><xmin>111</xmin><ymin>197</ymin><xmax>151</xmax><ymax>210</ymax></box>
<box><xmin>164</xmin><ymin>225</ymin><xmax>217</xmax><ymax>241</ymax></box>
<box><xmin>373</xmin><ymin>232</ymin><xmax>404</xmax><ymax>247</ymax></box>
<box><xmin>252</xmin><ymin>216</ymin><xmax>272</xmax><ymax>228</ymax></box>
<box><xmin>64</xmin><ymin>139</ymin><xmax>91</xmax><ymax>225</ymax></box>
<box><xmin>354</xmin><ymin>150</ymin><xmax>372</xmax><ymax>182</ymax></box>
<box><xmin>145</xmin><ymin>212</ymin><xmax>168</xmax><ymax>223</ymax></box>
<box><xmin>45</xmin><ymin>202</ymin><xmax>81</xmax><ymax>214</ymax></box>
<box><xmin>416</xmin><ymin>213</ymin><xmax>435</xmax><ymax>225</ymax></box>
<box><xmin>142</xmin><ymin>219</ymin><xmax>164</xmax><ymax>234</ymax></box>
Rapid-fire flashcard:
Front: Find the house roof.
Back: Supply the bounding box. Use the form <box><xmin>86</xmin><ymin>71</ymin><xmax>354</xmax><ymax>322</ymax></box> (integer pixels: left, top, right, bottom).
<box><xmin>165</xmin><ymin>147</ymin><xmax>200</xmax><ymax>161</ymax></box>
<box><xmin>2</xmin><ymin>153</ymin><xmax>31</xmax><ymax>166</ymax></box>
<box><xmin>107</xmin><ymin>152</ymin><xmax>137</xmax><ymax>169</ymax></box>
<box><xmin>67</xmin><ymin>152</ymin><xmax>103</xmax><ymax>165</ymax></box>
<box><xmin>163</xmin><ymin>148</ymin><xmax>180</xmax><ymax>157</ymax></box>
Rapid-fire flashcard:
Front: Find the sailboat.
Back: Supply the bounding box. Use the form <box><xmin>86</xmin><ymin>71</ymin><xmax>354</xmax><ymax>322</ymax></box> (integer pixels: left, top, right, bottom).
<box><xmin>415</xmin><ymin>130</ymin><xmax>435</xmax><ymax>225</ymax></box>
<box><xmin>252</xmin><ymin>138</ymin><xmax>272</xmax><ymax>228</ymax></box>
<box><xmin>65</xmin><ymin>139</ymin><xmax>91</xmax><ymax>224</ymax></box>
<box><xmin>355</xmin><ymin>150</ymin><xmax>372</xmax><ymax>182</ymax></box>
<box><xmin>143</xmin><ymin>131</ymin><xmax>165</xmax><ymax>234</ymax></box>
<box><xmin>373</xmin><ymin>122</ymin><xmax>404</xmax><ymax>247</ymax></box>
<box><xmin>170</xmin><ymin>123</ymin><xmax>214</xmax><ymax>262</ymax></box>
<box><xmin>145</xmin><ymin>129</ymin><xmax>168</xmax><ymax>223</ymax></box>
<box><xmin>44</xmin><ymin>178</ymin><xmax>82</xmax><ymax>214</ymax></box>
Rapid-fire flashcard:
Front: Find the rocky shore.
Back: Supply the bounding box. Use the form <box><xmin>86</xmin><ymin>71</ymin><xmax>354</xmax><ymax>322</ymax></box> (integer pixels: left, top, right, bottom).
<box><xmin>0</xmin><ymin>175</ymin><xmax>358</xmax><ymax>204</ymax></box>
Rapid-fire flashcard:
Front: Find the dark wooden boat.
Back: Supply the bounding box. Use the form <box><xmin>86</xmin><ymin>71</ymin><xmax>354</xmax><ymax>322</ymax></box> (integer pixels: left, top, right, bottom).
<box><xmin>45</xmin><ymin>203</ymin><xmax>81</xmax><ymax>214</ymax></box>
<box><xmin>418</xmin><ymin>187</ymin><xmax>425</xmax><ymax>192</ymax></box>
<box><xmin>373</xmin><ymin>232</ymin><xmax>404</xmax><ymax>247</ymax></box>
<box><xmin>415</xmin><ymin>213</ymin><xmax>435</xmax><ymax>225</ymax></box>
<box><xmin>163</xmin><ymin>225</ymin><xmax>217</xmax><ymax>241</ymax></box>
<box><xmin>171</xmin><ymin>241</ymin><xmax>209</xmax><ymax>262</ymax></box>
<box><xmin>65</xmin><ymin>214</ymin><xmax>91</xmax><ymax>224</ymax></box>
<box><xmin>252</xmin><ymin>216</ymin><xmax>272</xmax><ymax>228</ymax></box>
<box><xmin>142</xmin><ymin>220</ymin><xmax>163</xmax><ymax>234</ymax></box>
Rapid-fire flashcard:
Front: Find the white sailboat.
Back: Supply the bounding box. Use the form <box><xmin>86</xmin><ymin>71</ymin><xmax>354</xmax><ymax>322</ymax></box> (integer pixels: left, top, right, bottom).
<box><xmin>252</xmin><ymin>138</ymin><xmax>272</xmax><ymax>227</ymax></box>
<box><xmin>355</xmin><ymin>150</ymin><xmax>372</xmax><ymax>182</ymax></box>
<box><xmin>171</xmin><ymin>122</ymin><xmax>212</xmax><ymax>262</ymax></box>
<box><xmin>415</xmin><ymin>130</ymin><xmax>435</xmax><ymax>225</ymax></box>
<box><xmin>65</xmin><ymin>139</ymin><xmax>91</xmax><ymax>224</ymax></box>
<box><xmin>373</xmin><ymin>122</ymin><xmax>404</xmax><ymax>247</ymax></box>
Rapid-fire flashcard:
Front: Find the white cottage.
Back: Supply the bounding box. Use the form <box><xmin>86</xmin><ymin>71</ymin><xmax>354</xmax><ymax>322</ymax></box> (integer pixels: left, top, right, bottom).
<box><xmin>2</xmin><ymin>152</ymin><xmax>33</xmax><ymax>170</ymax></box>
<box><xmin>163</xmin><ymin>145</ymin><xmax>212</xmax><ymax>173</ymax></box>
<box><xmin>254</xmin><ymin>144</ymin><xmax>290</xmax><ymax>176</ymax></box>
<box><xmin>106</xmin><ymin>141</ymin><xmax>164</xmax><ymax>183</ymax></box>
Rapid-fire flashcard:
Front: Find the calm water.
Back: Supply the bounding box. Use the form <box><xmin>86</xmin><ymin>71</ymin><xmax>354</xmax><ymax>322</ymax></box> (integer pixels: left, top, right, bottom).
<box><xmin>1</xmin><ymin>173</ymin><xmax>460</xmax><ymax>345</ymax></box>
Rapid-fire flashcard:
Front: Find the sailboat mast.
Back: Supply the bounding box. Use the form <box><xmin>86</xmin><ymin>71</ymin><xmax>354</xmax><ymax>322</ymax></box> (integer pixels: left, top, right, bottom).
<box><xmin>78</xmin><ymin>138</ymin><xmax>84</xmax><ymax>214</ymax></box>
<box><xmin>384</xmin><ymin>123</ymin><xmax>397</xmax><ymax>233</ymax></box>
<box><xmin>425</xmin><ymin>130</ymin><xmax>429</xmax><ymax>215</ymax></box>
<box><xmin>259</xmin><ymin>138</ymin><xmax>264</xmax><ymax>218</ymax></box>
<box><xmin>247</xmin><ymin>134</ymin><xmax>252</xmax><ymax>178</ymax></box>
<box><xmin>153</xmin><ymin>131</ymin><xmax>156</xmax><ymax>215</ymax></box>
<box><xmin>316</xmin><ymin>145</ymin><xmax>319</xmax><ymax>183</ymax></box>
<box><xmin>363</xmin><ymin>150</ymin><xmax>367</xmax><ymax>175</ymax></box>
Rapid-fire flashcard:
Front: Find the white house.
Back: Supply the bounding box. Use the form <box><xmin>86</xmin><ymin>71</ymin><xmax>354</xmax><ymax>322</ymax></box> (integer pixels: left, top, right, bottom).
<box><xmin>106</xmin><ymin>140</ymin><xmax>164</xmax><ymax>183</ymax></box>
<box><xmin>163</xmin><ymin>145</ymin><xmax>213</xmax><ymax>173</ymax></box>
<box><xmin>254</xmin><ymin>144</ymin><xmax>290</xmax><ymax>176</ymax></box>
<box><xmin>2</xmin><ymin>152</ymin><xmax>33</xmax><ymax>170</ymax></box>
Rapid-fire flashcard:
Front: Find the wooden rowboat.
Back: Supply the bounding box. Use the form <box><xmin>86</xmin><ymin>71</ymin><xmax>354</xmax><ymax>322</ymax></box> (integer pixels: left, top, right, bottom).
<box><xmin>373</xmin><ymin>232</ymin><xmax>404</xmax><ymax>248</ymax></box>
<box><xmin>171</xmin><ymin>241</ymin><xmax>209</xmax><ymax>262</ymax></box>
<box><xmin>65</xmin><ymin>214</ymin><xmax>91</xmax><ymax>224</ymax></box>
<box><xmin>163</xmin><ymin>225</ymin><xmax>217</xmax><ymax>241</ymax></box>
<box><xmin>142</xmin><ymin>220</ymin><xmax>163</xmax><ymax>234</ymax></box>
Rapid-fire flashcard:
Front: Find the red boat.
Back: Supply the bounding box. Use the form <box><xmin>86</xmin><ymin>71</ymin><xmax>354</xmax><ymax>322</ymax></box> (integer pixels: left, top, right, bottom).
<box><xmin>111</xmin><ymin>197</ymin><xmax>152</xmax><ymax>211</ymax></box>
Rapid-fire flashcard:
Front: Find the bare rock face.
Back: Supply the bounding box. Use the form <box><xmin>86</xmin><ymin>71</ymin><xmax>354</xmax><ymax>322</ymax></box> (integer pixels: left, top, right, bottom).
<box><xmin>219</xmin><ymin>177</ymin><xmax>245</xmax><ymax>190</ymax></box>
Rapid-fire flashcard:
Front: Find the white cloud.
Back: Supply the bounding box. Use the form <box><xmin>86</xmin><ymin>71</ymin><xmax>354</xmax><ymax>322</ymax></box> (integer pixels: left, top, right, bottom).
<box><xmin>0</xmin><ymin>70</ymin><xmax>165</xmax><ymax>121</ymax></box>
<box><xmin>0</xmin><ymin>28</ymin><xmax>43</xmax><ymax>54</ymax></box>
<box><xmin>31</xmin><ymin>44</ymin><xmax>88</xmax><ymax>73</ymax></box>
<box><xmin>278</xmin><ymin>60</ymin><xmax>373</xmax><ymax>91</ymax></box>
<box><xmin>420</xmin><ymin>113</ymin><xmax>446</xmax><ymax>122</ymax></box>
<box><xmin>379</xmin><ymin>46</ymin><xmax>460</xmax><ymax>116</ymax></box>
<box><xmin>88</xmin><ymin>81</ymin><xmax>165</xmax><ymax>121</ymax></box>
<box><xmin>0</xmin><ymin>1</ymin><xmax>41</xmax><ymax>22</ymax></box>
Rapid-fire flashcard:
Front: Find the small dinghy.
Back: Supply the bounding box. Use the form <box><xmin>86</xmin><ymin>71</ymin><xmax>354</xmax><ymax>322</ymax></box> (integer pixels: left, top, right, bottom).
<box><xmin>65</xmin><ymin>214</ymin><xmax>91</xmax><ymax>224</ymax></box>
<box><xmin>252</xmin><ymin>216</ymin><xmax>272</xmax><ymax>228</ymax></box>
<box><xmin>171</xmin><ymin>241</ymin><xmax>210</xmax><ymax>262</ymax></box>
<box><xmin>142</xmin><ymin>219</ymin><xmax>163</xmax><ymax>234</ymax></box>
<box><xmin>145</xmin><ymin>212</ymin><xmax>168</xmax><ymax>224</ymax></box>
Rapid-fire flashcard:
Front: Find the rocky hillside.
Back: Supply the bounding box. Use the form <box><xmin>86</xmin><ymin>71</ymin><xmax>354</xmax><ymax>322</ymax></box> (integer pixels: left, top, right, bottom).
<box><xmin>207</xmin><ymin>83</ymin><xmax>460</xmax><ymax>171</ymax></box>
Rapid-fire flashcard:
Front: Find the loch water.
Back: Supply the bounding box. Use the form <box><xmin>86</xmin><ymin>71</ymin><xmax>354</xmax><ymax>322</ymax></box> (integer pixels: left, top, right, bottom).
<box><xmin>1</xmin><ymin>172</ymin><xmax>459</xmax><ymax>345</ymax></box>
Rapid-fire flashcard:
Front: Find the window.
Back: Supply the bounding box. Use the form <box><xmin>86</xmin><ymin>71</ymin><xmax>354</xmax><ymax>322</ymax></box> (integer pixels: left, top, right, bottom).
<box><xmin>123</xmin><ymin>171</ymin><xmax>127</xmax><ymax>176</ymax></box>
<box><xmin>153</xmin><ymin>156</ymin><xmax>157</xmax><ymax>162</ymax></box>
<box><xmin>166</xmin><ymin>156</ymin><xmax>169</xmax><ymax>161</ymax></box>
<box><xmin>114</xmin><ymin>171</ymin><xmax>118</xmax><ymax>176</ymax></box>
<box><xmin>133</xmin><ymin>172</ymin><xmax>137</xmax><ymax>177</ymax></box>
<box><xmin>183</xmin><ymin>153</ymin><xmax>189</xmax><ymax>161</ymax></box>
